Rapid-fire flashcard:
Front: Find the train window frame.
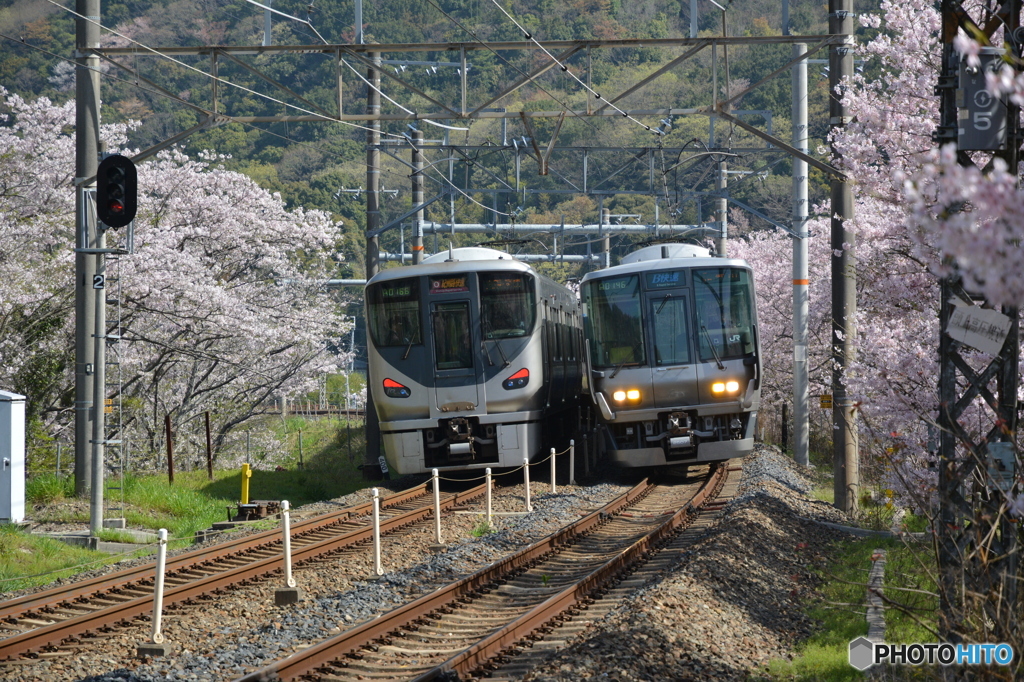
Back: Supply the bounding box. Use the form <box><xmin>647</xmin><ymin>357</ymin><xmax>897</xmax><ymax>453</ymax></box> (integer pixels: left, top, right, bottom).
<box><xmin>582</xmin><ymin>274</ymin><xmax>647</xmax><ymax>370</ymax></box>
<box><xmin>431</xmin><ymin>301</ymin><xmax>474</xmax><ymax>371</ymax></box>
<box><xmin>693</xmin><ymin>268</ymin><xmax>756</xmax><ymax>362</ymax></box>
<box><xmin>367</xmin><ymin>277</ymin><xmax>422</xmax><ymax>348</ymax></box>
<box><xmin>650</xmin><ymin>294</ymin><xmax>693</xmax><ymax>366</ymax></box>
<box><xmin>479</xmin><ymin>272</ymin><xmax>536</xmax><ymax>340</ymax></box>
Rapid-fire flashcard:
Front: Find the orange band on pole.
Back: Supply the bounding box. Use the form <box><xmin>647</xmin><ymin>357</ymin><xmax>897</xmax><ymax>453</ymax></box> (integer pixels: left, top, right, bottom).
<box><xmin>412</xmin><ymin>245</ymin><xmax>424</xmax><ymax>251</ymax></box>
<box><xmin>793</xmin><ymin>279</ymin><xmax>809</xmax><ymax>285</ymax></box>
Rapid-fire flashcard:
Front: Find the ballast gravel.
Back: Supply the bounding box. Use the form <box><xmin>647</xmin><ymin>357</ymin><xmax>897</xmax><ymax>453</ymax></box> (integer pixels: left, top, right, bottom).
<box><xmin>8</xmin><ymin>445</ymin><xmax>859</xmax><ymax>681</ymax></box>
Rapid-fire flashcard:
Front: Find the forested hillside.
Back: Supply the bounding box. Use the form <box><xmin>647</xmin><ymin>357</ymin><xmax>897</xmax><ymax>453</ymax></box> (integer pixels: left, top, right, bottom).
<box><xmin>0</xmin><ymin>0</ymin><xmax>876</xmax><ymax>273</ymax></box>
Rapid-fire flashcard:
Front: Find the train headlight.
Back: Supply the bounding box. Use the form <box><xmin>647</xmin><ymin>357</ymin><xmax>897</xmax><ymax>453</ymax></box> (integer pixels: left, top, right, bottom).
<box><xmin>503</xmin><ymin>368</ymin><xmax>530</xmax><ymax>390</ymax></box>
<box><xmin>712</xmin><ymin>381</ymin><xmax>741</xmax><ymax>395</ymax></box>
<box><xmin>612</xmin><ymin>389</ymin><xmax>642</xmax><ymax>402</ymax></box>
<box><xmin>383</xmin><ymin>378</ymin><xmax>411</xmax><ymax>398</ymax></box>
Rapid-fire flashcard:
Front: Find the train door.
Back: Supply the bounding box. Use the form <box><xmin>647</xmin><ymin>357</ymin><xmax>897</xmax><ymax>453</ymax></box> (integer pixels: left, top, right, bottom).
<box><xmin>647</xmin><ymin>287</ymin><xmax>699</xmax><ymax>407</ymax></box>
<box><xmin>430</xmin><ymin>299</ymin><xmax>481</xmax><ymax>412</ymax></box>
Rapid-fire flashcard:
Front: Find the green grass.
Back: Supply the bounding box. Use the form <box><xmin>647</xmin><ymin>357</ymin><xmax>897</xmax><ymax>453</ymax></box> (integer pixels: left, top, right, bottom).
<box><xmin>811</xmin><ymin>483</ymin><xmax>834</xmax><ymax>504</ymax></box>
<box><xmin>5</xmin><ymin>415</ymin><xmax>371</xmax><ymax>594</ymax></box>
<box><xmin>470</xmin><ymin>517</ymin><xmax>495</xmax><ymax>537</ymax></box>
<box><xmin>0</xmin><ymin>524</ymin><xmax>140</xmax><ymax>594</ymax></box>
<box><xmin>762</xmin><ymin>537</ymin><xmax>937</xmax><ymax>681</ymax></box>
<box><xmin>25</xmin><ymin>472</ymin><xmax>76</xmax><ymax>505</ymax></box>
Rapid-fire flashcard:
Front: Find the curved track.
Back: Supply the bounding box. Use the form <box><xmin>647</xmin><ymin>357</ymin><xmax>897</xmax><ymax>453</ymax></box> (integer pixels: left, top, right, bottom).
<box><xmin>236</xmin><ymin>463</ymin><xmax>729</xmax><ymax>682</ymax></box>
<box><xmin>0</xmin><ymin>482</ymin><xmax>486</xmax><ymax>663</ymax></box>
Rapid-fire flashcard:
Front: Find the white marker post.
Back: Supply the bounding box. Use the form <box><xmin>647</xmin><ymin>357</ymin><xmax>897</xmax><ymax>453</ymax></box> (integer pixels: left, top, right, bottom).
<box><xmin>485</xmin><ymin>468</ymin><xmax>492</xmax><ymax>528</ymax></box>
<box><xmin>372</xmin><ymin>488</ymin><xmax>383</xmax><ymax>576</ymax></box>
<box><xmin>137</xmin><ymin>529</ymin><xmax>172</xmax><ymax>657</ymax></box>
<box><xmin>431</xmin><ymin>469</ymin><xmax>444</xmax><ymax>548</ymax></box>
<box><xmin>274</xmin><ymin>500</ymin><xmax>303</xmax><ymax>605</ymax></box>
<box><xmin>550</xmin><ymin>448</ymin><xmax>557</xmax><ymax>494</ymax></box>
<box><xmin>569</xmin><ymin>439</ymin><xmax>576</xmax><ymax>485</ymax></box>
<box><xmin>524</xmin><ymin>456</ymin><xmax>532</xmax><ymax>512</ymax></box>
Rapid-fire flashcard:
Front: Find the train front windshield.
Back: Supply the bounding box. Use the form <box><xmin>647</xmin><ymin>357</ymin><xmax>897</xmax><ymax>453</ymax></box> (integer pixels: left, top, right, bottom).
<box><xmin>480</xmin><ymin>273</ymin><xmax>535</xmax><ymax>339</ymax></box>
<box><xmin>694</xmin><ymin>268</ymin><xmax>755</xmax><ymax>360</ymax></box>
<box><xmin>583</xmin><ymin>274</ymin><xmax>646</xmax><ymax>369</ymax></box>
<box><xmin>367</xmin><ymin>277</ymin><xmax>422</xmax><ymax>347</ymax></box>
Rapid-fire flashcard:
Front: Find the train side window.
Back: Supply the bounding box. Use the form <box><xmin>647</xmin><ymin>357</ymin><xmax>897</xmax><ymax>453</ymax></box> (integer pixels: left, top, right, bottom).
<box><xmin>367</xmin><ymin>277</ymin><xmax>421</xmax><ymax>348</ymax></box>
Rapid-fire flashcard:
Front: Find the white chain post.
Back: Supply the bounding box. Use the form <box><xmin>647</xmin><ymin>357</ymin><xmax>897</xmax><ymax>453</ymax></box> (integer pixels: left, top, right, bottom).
<box><xmin>281</xmin><ymin>500</ymin><xmax>296</xmax><ymax>588</ymax></box>
<box><xmin>432</xmin><ymin>468</ymin><xmax>443</xmax><ymax>545</ymax></box>
<box><xmin>485</xmin><ymin>468</ymin><xmax>492</xmax><ymax>528</ymax></box>
<box><xmin>550</xmin><ymin>447</ymin><xmax>556</xmax><ymax>494</ymax></box>
<box><xmin>151</xmin><ymin>528</ymin><xmax>168</xmax><ymax>644</ymax></box>
<box><xmin>524</xmin><ymin>456</ymin><xmax>532</xmax><ymax>512</ymax></box>
<box><xmin>569</xmin><ymin>439</ymin><xmax>576</xmax><ymax>485</ymax></box>
<box><xmin>372</xmin><ymin>488</ymin><xmax>383</xmax><ymax>575</ymax></box>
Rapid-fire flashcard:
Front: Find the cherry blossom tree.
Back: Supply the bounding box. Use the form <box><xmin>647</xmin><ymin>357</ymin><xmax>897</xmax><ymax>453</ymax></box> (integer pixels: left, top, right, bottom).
<box><xmin>0</xmin><ymin>88</ymin><xmax>350</xmax><ymax>461</ymax></box>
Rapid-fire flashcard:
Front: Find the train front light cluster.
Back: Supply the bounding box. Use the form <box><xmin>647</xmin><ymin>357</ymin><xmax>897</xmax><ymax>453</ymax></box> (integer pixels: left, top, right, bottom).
<box><xmin>383</xmin><ymin>378</ymin><xmax>411</xmax><ymax>398</ymax></box>
<box><xmin>711</xmin><ymin>380</ymin><xmax>740</xmax><ymax>395</ymax></box>
<box><xmin>503</xmin><ymin>368</ymin><xmax>530</xmax><ymax>390</ymax></box>
<box><xmin>612</xmin><ymin>389</ymin><xmax>642</xmax><ymax>403</ymax></box>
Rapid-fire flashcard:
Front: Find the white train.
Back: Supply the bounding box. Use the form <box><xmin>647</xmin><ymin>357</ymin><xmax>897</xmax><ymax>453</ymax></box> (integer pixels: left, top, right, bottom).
<box><xmin>580</xmin><ymin>243</ymin><xmax>761</xmax><ymax>467</ymax></box>
<box><xmin>365</xmin><ymin>248</ymin><xmax>582</xmax><ymax>475</ymax></box>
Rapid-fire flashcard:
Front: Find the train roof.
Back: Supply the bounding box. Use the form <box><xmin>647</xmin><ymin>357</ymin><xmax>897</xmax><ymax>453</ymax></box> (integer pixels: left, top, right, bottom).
<box><xmin>366</xmin><ymin>247</ymin><xmax>534</xmax><ymax>286</ymax></box>
<box><xmin>580</xmin><ymin>244</ymin><xmax>751</xmax><ymax>284</ymax></box>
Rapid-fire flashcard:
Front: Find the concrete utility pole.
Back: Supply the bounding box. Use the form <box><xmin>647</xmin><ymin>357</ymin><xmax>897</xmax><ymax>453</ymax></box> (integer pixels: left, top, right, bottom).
<box><xmin>829</xmin><ymin>0</ymin><xmax>858</xmax><ymax>512</ymax></box>
<box><xmin>411</xmin><ymin>127</ymin><xmax>425</xmax><ymax>265</ymax></box>
<box><xmin>715</xmin><ymin>160</ymin><xmax>728</xmax><ymax>256</ymax></box>
<box><xmin>792</xmin><ymin>42</ymin><xmax>810</xmax><ymax>468</ymax></box>
<box><xmin>364</xmin><ymin>52</ymin><xmax>382</xmax><ymax>470</ymax></box>
<box><xmin>75</xmin><ymin>0</ymin><xmax>100</xmax><ymax>497</ymax></box>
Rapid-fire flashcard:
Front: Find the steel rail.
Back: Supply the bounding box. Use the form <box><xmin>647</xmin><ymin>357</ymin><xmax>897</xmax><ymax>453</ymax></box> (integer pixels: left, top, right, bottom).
<box><xmin>0</xmin><ymin>483</ymin><xmax>430</xmax><ymax>622</ymax></box>
<box><xmin>423</xmin><ymin>463</ymin><xmax>728</xmax><ymax>680</ymax></box>
<box><xmin>236</xmin><ymin>469</ymin><xmax>725</xmax><ymax>682</ymax></box>
<box><xmin>0</xmin><ymin>484</ymin><xmax>485</xmax><ymax>661</ymax></box>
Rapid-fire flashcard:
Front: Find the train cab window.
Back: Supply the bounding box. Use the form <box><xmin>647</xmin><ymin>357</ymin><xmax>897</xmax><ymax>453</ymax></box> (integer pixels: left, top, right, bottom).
<box><xmin>694</xmin><ymin>268</ymin><xmax>755</xmax><ymax>361</ymax></box>
<box><xmin>432</xmin><ymin>302</ymin><xmax>473</xmax><ymax>370</ymax></box>
<box><xmin>367</xmin><ymin>277</ymin><xmax>421</xmax><ymax>348</ymax></box>
<box><xmin>479</xmin><ymin>273</ymin><xmax>535</xmax><ymax>339</ymax></box>
<box><xmin>582</xmin><ymin>274</ymin><xmax>646</xmax><ymax>369</ymax></box>
<box><xmin>651</xmin><ymin>296</ymin><xmax>692</xmax><ymax>366</ymax></box>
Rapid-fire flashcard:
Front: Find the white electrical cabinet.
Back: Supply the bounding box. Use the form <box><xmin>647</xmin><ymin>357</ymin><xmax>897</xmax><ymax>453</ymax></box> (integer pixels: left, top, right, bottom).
<box><xmin>0</xmin><ymin>390</ymin><xmax>26</xmax><ymax>523</ymax></box>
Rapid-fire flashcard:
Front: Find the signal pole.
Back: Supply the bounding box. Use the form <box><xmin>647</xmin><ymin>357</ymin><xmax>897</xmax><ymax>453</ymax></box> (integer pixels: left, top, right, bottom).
<box><xmin>75</xmin><ymin>0</ymin><xmax>101</xmax><ymax>497</ymax></box>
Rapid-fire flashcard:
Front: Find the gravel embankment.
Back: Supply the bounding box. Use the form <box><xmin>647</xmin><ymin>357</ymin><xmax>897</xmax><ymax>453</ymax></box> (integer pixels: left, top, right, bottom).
<box><xmin>8</xmin><ymin>445</ymin><xmax>856</xmax><ymax>681</ymax></box>
<box><xmin>520</xmin><ymin>446</ymin><xmax>853</xmax><ymax>681</ymax></box>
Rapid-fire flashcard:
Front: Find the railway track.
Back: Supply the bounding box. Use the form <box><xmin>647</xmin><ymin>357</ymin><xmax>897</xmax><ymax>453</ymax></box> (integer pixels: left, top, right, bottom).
<box><xmin>236</xmin><ymin>463</ymin><xmax>730</xmax><ymax>682</ymax></box>
<box><xmin>0</xmin><ymin>481</ymin><xmax>486</xmax><ymax>664</ymax></box>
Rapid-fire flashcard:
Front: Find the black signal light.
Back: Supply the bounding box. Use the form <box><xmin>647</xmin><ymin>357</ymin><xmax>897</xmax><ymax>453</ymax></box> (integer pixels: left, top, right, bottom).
<box><xmin>96</xmin><ymin>154</ymin><xmax>137</xmax><ymax>228</ymax></box>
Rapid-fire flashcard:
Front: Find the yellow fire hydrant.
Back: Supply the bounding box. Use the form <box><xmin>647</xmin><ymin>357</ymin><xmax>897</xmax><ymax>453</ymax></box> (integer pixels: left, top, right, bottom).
<box><xmin>240</xmin><ymin>463</ymin><xmax>252</xmax><ymax>504</ymax></box>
